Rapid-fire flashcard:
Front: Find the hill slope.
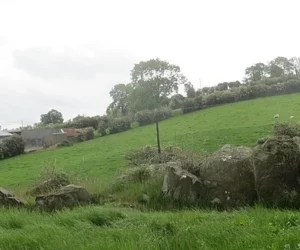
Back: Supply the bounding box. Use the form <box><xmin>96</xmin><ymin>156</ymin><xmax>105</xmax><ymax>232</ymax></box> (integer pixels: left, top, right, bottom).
<box><xmin>1</xmin><ymin>93</ymin><xmax>300</xmax><ymax>189</ymax></box>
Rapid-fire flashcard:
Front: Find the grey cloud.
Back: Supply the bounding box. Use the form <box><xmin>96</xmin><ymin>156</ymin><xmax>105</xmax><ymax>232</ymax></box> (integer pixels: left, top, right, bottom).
<box><xmin>13</xmin><ymin>48</ymin><xmax>133</xmax><ymax>80</ymax></box>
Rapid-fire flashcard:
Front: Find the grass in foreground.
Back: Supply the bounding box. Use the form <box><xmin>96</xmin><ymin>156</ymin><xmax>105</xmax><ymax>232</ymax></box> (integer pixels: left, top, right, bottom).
<box><xmin>1</xmin><ymin>93</ymin><xmax>300</xmax><ymax>189</ymax></box>
<box><xmin>0</xmin><ymin>206</ymin><xmax>299</xmax><ymax>250</ymax></box>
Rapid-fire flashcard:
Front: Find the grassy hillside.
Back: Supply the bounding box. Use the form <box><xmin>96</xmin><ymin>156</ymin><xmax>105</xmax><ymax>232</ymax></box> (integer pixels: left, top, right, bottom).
<box><xmin>1</xmin><ymin>93</ymin><xmax>300</xmax><ymax>189</ymax></box>
<box><xmin>1</xmin><ymin>93</ymin><xmax>300</xmax><ymax>250</ymax></box>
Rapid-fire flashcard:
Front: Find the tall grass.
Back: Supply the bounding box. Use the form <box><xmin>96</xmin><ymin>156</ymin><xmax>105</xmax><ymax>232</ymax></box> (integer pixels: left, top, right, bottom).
<box><xmin>0</xmin><ymin>206</ymin><xmax>299</xmax><ymax>249</ymax></box>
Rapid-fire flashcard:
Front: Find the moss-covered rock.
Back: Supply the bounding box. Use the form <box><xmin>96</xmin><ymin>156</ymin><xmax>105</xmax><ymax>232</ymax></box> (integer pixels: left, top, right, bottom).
<box><xmin>253</xmin><ymin>136</ymin><xmax>300</xmax><ymax>208</ymax></box>
<box><xmin>200</xmin><ymin>145</ymin><xmax>257</xmax><ymax>208</ymax></box>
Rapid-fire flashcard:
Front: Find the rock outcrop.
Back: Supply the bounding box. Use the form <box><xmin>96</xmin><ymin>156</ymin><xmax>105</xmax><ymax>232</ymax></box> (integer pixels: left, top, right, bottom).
<box><xmin>162</xmin><ymin>163</ymin><xmax>203</xmax><ymax>203</ymax></box>
<box><xmin>200</xmin><ymin>145</ymin><xmax>257</xmax><ymax>208</ymax></box>
<box><xmin>253</xmin><ymin>136</ymin><xmax>300</xmax><ymax>208</ymax></box>
<box><xmin>36</xmin><ymin>184</ymin><xmax>91</xmax><ymax>211</ymax></box>
<box><xmin>0</xmin><ymin>188</ymin><xmax>27</xmax><ymax>208</ymax></box>
<box><xmin>30</xmin><ymin>178</ymin><xmax>70</xmax><ymax>195</ymax></box>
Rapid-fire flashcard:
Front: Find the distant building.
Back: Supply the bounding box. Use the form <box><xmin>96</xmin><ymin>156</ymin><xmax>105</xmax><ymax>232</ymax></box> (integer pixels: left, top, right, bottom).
<box><xmin>62</xmin><ymin>128</ymin><xmax>79</xmax><ymax>141</ymax></box>
<box><xmin>21</xmin><ymin>128</ymin><xmax>67</xmax><ymax>151</ymax></box>
<box><xmin>0</xmin><ymin>130</ymin><xmax>12</xmax><ymax>143</ymax></box>
<box><xmin>8</xmin><ymin>129</ymin><xmax>22</xmax><ymax>136</ymax></box>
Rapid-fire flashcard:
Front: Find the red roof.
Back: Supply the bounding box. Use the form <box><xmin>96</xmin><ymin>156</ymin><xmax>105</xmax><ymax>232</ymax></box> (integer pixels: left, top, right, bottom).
<box><xmin>62</xmin><ymin>128</ymin><xmax>78</xmax><ymax>137</ymax></box>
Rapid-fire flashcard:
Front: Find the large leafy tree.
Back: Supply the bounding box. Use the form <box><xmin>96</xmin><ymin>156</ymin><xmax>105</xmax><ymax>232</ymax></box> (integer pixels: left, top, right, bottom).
<box><xmin>266</xmin><ymin>57</ymin><xmax>294</xmax><ymax>78</ymax></box>
<box><xmin>245</xmin><ymin>63</ymin><xmax>266</xmax><ymax>82</ymax></box>
<box><xmin>184</xmin><ymin>83</ymin><xmax>196</xmax><ymax>98</ymax></box>
<box><xmin>107</xmin><ymin>83</ymin><xmax>132</xmax><ymax>116</ymax></box>
<box><xmin>130</xmin><ymin>58</ymin><xmax>188</xmax><ymax>111</ymax></box>
<box><xmin>40</xmin><ymin>109</ymin><xmax>64</xmax><ymax>125</ymax></box>
<box><xmin>289</xmin><ymin>57</ymin><xmax>300</xmax><ymax>75</ymax></box>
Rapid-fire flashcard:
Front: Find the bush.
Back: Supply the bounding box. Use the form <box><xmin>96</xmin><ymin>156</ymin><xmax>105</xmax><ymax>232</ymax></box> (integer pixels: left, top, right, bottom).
<box><xmin>0</xmin><ymin>135</ymin><xmax>25</xmax><ymax>160</ymax></box>
<box><xmin>71</xmin><ymin>116</ymin><xmax>100</xmax><ymax>130</ymax></box>
<box><xmin>169</xmin><ymin>94</ymin><xmax>185</xmax><ymax>109</ymax></box>
<box><xmin>98</xmin><ymin>116</ymin><xmax>109</xmax><ymax>136</ymax></box>
<box><xmin>153</xmin><ymin>107</ymin><xmax>172</xmax><ymax>122</ymax></box>
<box><xmin>134</xmin><ymin>110</ymin><xmax>153</xmax><ymax>126</ymax></box>
<box><xmin>30</xmin><ymin>161</ymin><xmax>71</xmax><ymax>195</ymax></box>
<box><xmin>273</xmin><ymin>122</ymin><xmax>300</xmax><ymax>137</ymax></box>
<box><xmin>108</xmin><ymin>116</ymin><xmax>132</xmax><ymax>134</ymax></box>
<box><xmin>182</xmin><ymin>98</ymin><xmax>196</xmax><ymax>114</ymax></box>
<box><xmin>76</xmin><ymin>127</ymin><xmax>95</xmax><ymax>141</ymax></box>
<box><xmin>125</xmin><ymin>145</ymin><xmax>209</xmax><ymax>175</ymax></box>
<box><xmin>125</xmin><ymin>145</ymin><xmax>177</xmax><ymax>166</ymax></box>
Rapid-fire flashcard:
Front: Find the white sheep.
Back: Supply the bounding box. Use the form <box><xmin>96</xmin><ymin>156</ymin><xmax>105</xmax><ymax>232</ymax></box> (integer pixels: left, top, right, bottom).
<box><xmin>290</xmin><ymin>116</ymin><xmax>294</xmax><ymax>119</ymax></box>
<box><xmin>274</xmin><ymin>114</ymin><xmax>279</xmax><ymax>119</ymax></box>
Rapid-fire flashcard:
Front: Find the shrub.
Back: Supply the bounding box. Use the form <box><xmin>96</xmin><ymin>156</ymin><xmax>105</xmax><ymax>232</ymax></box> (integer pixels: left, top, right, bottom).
<box><xmin>134</xmin><ymin>110</ymin><xmax>153</xmax><ymax>126</ymax></box>
<box><xmin>182</xmin><ymin>98</ymin><xmax>196</xmax><ymax>114</ymax></box>
<box><xmin>273</xmin><ymin>122</ymin><xmax>300</xmax><ymax>137</ymax></box>
<box><xmin>118</xmin><ymin>165</ymin><xmax>153</xmax><ymax>183</ymax></box>
<box><xmin>72</xmin><ymin>116</ymin><xmax>99</xmax><ymax>129</ymax></box>
<box><xmin>30</xmin><ymin>162</ymin><xmax>71</xmax><ymax>195</ymax></box>
<box><xmin>108</xmin><ymin>116</ymin><xmax>132</xmax><ymax>134</ymax></box>
<box><xmin>153</xmin><ymin>107</ymin><xmax>172</xmax><ymax>122</ymax></box>
<box><xmin>125</xmin><ymin>145</ymin><xmax>177</xmax><ymax>166</ymax></box>
<box><xmin>98</xmin><ymin>116</ymin><xmax>109</xmax><ymax>136</ymax></box>
<box><xmin>125</xmin><ymin>145</ymin><xmax>210</xmax><ymax>175</ymax></box>
<box><xmin>76</xmin><ymin>127</ymin><xmax>95</xmax><ymax>141</ymax></box>
<box><xmin>204</xmin><ymin>92</ymin><xmax>218</xmax><ymax>105</ymax></box>
<box><xmin>169</xmin><ymin>94</ymin><xmax>185</xmax><ymax>109</ymax></box>
<box><xmin>0</xmin><ymin>135</ymin><xmax>25</xmax><ymax>160</ymax></box>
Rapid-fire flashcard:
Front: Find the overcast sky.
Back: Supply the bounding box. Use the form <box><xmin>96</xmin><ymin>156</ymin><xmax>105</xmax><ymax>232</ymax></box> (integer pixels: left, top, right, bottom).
<box><xmin>1</xmin><ymin>0</ymin><xmax>299</xmax><ymax>129</ymax></box>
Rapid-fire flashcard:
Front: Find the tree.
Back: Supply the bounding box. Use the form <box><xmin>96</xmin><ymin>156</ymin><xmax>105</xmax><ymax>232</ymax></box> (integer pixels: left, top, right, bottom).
<box><xmin>245</xmin><ymin>63</ymin><xmax>266</xmax><ymax>82</ymax></box>
<box><xmin>107</xmin><ymin>83</ymin><xmax>132</xmax><ymax>116</ymax></box>
<box><xmin>184</xmin><ymin>83</ymin><xmax>196</xmax><ymax>98</ymax></box>
<box><xmin>131</xmin><ymin>58</ymin><xmax>188</xmax><ymax>153</ymax></box>
<box><xmin>201</xmin><ymin>86</ymin><xmax>215</xmax><ymax>95</ymax></box>
<box><xmin>228</xmin><ymin>81</ymin><xmax>241</xmax><ymax>89</ymax></box>
<box><xmin>273</xmin><ymin>57</ymin><xmax>293</xmax><ymax>75</ymax></box>
<box><xmin>40</xmin><ymin>109</ymin><xmax>64</xmax><ymax>125</ymax></box>
<box><xmin>266</xmin><ymin>57</ymin><xmax>294</xmax><ymax>78</ymax></box>
<box><xmin>268</xmin><ymin>63</ymin><xmax>284</xmax><ymax>78</ymax></box>
<box><xmin>215</xmin><ymin>82</ymin><xmax>229</xmax><ymax>91</ymax></box>
<box><xmin>131</xmin><ymin>58</ymin><xmax>188</xmax><ymax>107</ymax></box>
<box><xmin>289</xmin><ymin>57</ymin><xmax>300</xmax><ymax>75</ymax></box>
<box><xmin>170</xmin><ymin>94</ymin><xmax>185</xmax><ymax>109</ymax></box>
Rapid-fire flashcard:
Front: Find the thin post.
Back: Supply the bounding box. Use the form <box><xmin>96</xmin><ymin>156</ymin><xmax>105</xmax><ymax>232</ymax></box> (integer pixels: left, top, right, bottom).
<box><xmin>156</xmin><ymin>120</ymin><xmax>161</xmax><ymax>154</ymax></box>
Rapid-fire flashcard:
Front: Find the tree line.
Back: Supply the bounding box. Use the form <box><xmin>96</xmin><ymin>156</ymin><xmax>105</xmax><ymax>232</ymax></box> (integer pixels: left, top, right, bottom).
<box><xmin>16</xmin><ymin>56</ymin><xmax>300</xmax><ymax>136</ymax></box>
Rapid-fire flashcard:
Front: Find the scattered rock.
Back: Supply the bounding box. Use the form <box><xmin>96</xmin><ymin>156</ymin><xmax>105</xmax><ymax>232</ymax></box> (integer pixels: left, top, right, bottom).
<box><xmin>35</xmin><ymin>184</ymin><xmax>91</xmax><ymax>211</ymax></box>
<box><xmin>253</xmin><ymin>136</ymin><xmax>300</xmax><ymax>208</ymax></box>
<box><xmin>162</xmin><ymin>163</ymin><xmax>203</xmax><ymax>203</ymax></box>
<box><xmin>0</xmin><ymin>187</ymin><xmax>27</xmax><ymax>208</ymax></box>
<box><xmin>200</xmin><ymin>145</ymin><xmax>257</xmax><ymax>208</ymax></box>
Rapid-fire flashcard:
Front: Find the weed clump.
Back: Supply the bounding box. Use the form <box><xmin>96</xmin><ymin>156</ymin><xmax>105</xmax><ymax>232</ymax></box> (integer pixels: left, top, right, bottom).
<box><xmin>29</xmin><ymin>160</ymin><xmax>71</xmax><ymax>195</ymax></box>
<box><xmin>273</xmin><ymin>122</ymin><xmax>300</xmax><ymax>138</ymax></box>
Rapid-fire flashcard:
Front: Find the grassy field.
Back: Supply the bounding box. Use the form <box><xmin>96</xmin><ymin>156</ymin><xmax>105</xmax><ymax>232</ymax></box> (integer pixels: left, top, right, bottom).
<box><xmin>1</xmin><ymin>93</ymin><xmax>300</xmax><ymax>250</ymax></box>
<box><xmin>0</xmin><ymin>206</ymin><xmax>300</xmax><ymax>250</ymax></box>
<box><xmin>1</xmin><ymin>93</ymin><xmax>299</xmax><ymax>189</ymax></box>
